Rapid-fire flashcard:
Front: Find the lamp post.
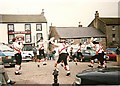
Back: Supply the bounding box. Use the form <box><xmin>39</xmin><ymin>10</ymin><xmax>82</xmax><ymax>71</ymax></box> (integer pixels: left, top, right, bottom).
<box><xmin>52</xmin><ymin>69</ymin><xmax>59</xmax><ymax>86</ymax></box>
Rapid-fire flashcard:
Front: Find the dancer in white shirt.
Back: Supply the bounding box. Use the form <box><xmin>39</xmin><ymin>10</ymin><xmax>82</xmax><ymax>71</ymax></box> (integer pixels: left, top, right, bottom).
<box><xmin>51</xmin><ymin>38</ymin><xmax>70</xmax><ymax>76</ymax></box>
<box><xmin>88</xmin><ymin>37</ymin><xmax>106</xmax><ymax>68</ymax></box>
<box><xmin>12</xmin><ymin>36</ymin><xmax>24</xmax><ymax>75</ymax></box>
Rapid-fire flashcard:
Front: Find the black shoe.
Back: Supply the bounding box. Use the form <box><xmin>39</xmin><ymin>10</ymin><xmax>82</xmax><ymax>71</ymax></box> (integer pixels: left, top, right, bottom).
<box><xmin>7</xmin><ymin>80</ymin><xmax>16</xmax><ymax>85</ymax></box>
<box><xmin>104</xmin><ymin>66</ymin><xmax>107</xmax><ymax>68</ymax></box>
<box><xmin>97</xmin><ymin>66</ymin><xmax>102</xmax><ymax>68</ymax></box>
<box><xmin>43</xmin><ymin>63</ymin><xmax>47</xmax><ymax>65</ymax></box>
<box><xmin>66</xmin><ymin>73</ymin><xmax>70</xmax><ymax>76</ymax></box>
<box><xmin>88</xmin><ymin>65</ymin><xmax>93</xmax><ymax>68</ymax></box>
<box><xmin>15</xmin><ymin>72</ymin><xmax>21</xmax><ymax>75</ymax></box>
<box><xmin>38</xmin><ymin>65</ymin><xmax>40</xmax><ymax>67</ymax></box>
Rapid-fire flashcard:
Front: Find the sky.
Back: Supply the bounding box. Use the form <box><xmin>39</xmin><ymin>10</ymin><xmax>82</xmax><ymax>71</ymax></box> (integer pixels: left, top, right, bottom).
<box><xmin>0</xmin><ymin>0</ymin><xmax>119</xmax><ymax>27</ymax></box>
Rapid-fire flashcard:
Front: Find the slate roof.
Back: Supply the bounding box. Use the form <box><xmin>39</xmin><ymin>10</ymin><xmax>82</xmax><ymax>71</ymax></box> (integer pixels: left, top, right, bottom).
<box><xmin>50</xmin><ymin>27</ymin><xmax>105</xmax><ymax>39</ymax></box>
<box><xmin>99</xmin><ymin>17</ymin><xmax>120</xmax><ymax>25</ymax></box>
<box><xmin>0</xmin><ymin>14</ymin><xmax>47</xmax><ymax>23</ymax></box>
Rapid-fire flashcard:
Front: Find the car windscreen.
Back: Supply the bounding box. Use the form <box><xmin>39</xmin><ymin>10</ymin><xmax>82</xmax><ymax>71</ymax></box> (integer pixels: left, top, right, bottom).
<box><xmin>22</xmin><ymin>46</ymin><xmax>33</xmax><ymax>51</ymax></box>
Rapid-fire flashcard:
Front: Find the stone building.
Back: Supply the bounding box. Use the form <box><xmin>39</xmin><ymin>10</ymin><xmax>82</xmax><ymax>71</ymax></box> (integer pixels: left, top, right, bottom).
<box><xmin>88</xmin><ymin>11</ymin><xmax>120</xmax><ymax>48</ymax></box>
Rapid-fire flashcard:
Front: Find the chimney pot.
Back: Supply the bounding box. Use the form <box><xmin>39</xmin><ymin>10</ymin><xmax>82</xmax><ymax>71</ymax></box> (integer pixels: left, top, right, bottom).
<box><xmin>95</xmin><ymin>11</ymin><xmax>99</xmax><ymax>18</ymax></box>
<box><xmin>78</xmin><ymin>22</ymin><xmax>82</xmax><ymax>27</ymax></box>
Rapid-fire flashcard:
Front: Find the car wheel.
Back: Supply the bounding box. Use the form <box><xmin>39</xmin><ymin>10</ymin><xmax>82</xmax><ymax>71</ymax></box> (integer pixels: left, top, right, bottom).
<box><xmin>10</xmin><ymin>64</ymin><xmax>15</xmax><ymax>67</ymax></box>
<box><xmin>26</xmin><ymin>60</ymin><xmax>29</xmax><ymax>62</ymax></box>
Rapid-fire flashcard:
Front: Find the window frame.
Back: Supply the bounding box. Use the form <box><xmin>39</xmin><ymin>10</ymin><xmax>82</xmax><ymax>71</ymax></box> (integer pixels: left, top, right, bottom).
<box><xmin>112</xmin><ymin>26</ymin><xmax>116</xmax><ymax>31</ymax></box>
<box><xmin>25</xmin><ymin>34</ymin><xmax>31</xmax><ymax>43</ymax></box>
<box><xmin>25</xmin><ymin>24</ymin><xmax>31</xmax><ymax>31</ymax></box>
<box><xmin>8</xmin><ymin>34</ymin><xmax>15</xmax><ymax>43</ymax></box>
<box><xmin>8</xmin><ymin>24</ymin><xmax>14</xmax><ymax>32</ymax></box>
<box><xmin>36</xmin><ymin>33</ymin><xmax>43</xmax><ymax>41</ymax></box>
<box><xmin>36</xmin><ymin>24</ymin><xmax>42</xmax><ymax>31</ymax></box>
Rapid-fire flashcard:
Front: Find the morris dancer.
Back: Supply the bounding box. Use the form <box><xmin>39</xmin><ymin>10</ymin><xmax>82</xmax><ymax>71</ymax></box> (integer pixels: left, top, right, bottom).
<box><xmin>37</xmin><ymin>37</ymin><xmax>53</xmax><ymax>67</ymax></box>
<box><xmin>12</xmin><ymin>36</ymin><xmax>24</xmax><ymax>75</ymax></box>
<box><xmin>88</xmin><ymin>37</ymin><xmax>106</xmax><ymax>68</ymax></box>
<box><xmin>37</xmin><ymin>37</ymin><xmax>47</xmax><ymax>67</ymax></box>
<box><xmin>51</xmin><ymin>38</ymin><xmax>70</xmax><ymax>76</ymax></box>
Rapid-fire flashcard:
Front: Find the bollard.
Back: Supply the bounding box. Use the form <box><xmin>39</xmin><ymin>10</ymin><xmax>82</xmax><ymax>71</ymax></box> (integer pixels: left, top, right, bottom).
<box><xmin>52</xmin><ymin>69</ymin><xmax>59</xmax><ymax>86</ymax></box>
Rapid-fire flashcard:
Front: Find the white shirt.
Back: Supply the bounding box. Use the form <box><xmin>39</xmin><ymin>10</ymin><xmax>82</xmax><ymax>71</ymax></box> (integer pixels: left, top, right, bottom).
<box><xmin>52</xmin><ymin>42</ymin><xmax>69</xmax><ymax>54</ymax></box>
<box><xmin>13</xmin><ymin>41</ymin><xmax>23</xmax><ymax>54</ymax></box>
<box><xmin>90</xmin><ymin>42</ymin><xmax>103</xmax><ymax>53</ymax></box>
<box><xmin>38</xmin><ymin>40</ymin><xmax>49</xmax><ymax>50</ymax></box>
<box><xmin>38</xmin><ymin>41</ymin><xmax>44</xmax><ymax>50</ymax></box>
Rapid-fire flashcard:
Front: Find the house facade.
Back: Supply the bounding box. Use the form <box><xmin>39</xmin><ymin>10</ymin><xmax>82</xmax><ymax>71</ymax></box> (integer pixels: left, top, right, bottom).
<box><xmin>0</xmin><ymin>10</ymin><xmax>49</xmax><ymax>50</ymax></box>
<box><xmin>88</xmin><ymin>11</ymin><xmax>120</xmax><ymax>48</ymax></box>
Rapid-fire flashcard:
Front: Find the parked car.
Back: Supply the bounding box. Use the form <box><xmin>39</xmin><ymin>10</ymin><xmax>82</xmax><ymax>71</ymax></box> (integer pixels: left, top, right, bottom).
<box><xmin>0</xmin><ymin>43</ymin><xmax>16</xmax><ymax>67</ymax></box>
<box><xmin>105</xmin><ymin>50</ymin><xmax>117</xmax><ymax>61</ymax></box>
<box><xmin>68</xmin><ymin>45</ymin><xmax>109</xmax><ymax>62</ymax></box>
<box><xmin>73</xmin><ymin>66</ymin><xmax>120</xmax><ymax>85</ymax></box>
<box><xmin>22</xmin><ymin>45</ymin><xmax>34</xmax><ymax>61</ymax></box>
<box><xmin>21</xmin><ymin>52</ymin><xmax>33</xmax><ymax>62</ymax></box>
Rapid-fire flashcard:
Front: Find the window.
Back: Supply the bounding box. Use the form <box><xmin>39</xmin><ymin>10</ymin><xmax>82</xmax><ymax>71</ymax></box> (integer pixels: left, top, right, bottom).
<box><xmin>25</xmin><ymin>34</ymin><xmax>31</xmax><ymax>43</ymax></box>
<box><xmin>8</xmin><ymin>24</ymin><xmax>14</xmax><ymax>32</ymax></box>
<box><xmin>8</xmin><ymin>34</ymin><xmax>14</xmax><ymax>43</ymax></box>
<box><xmin>36</xmin><ymin>33</ymin><xmax>42</xmax><ymax>41</ymax></box>
<box><xmin>66</xmin><ymin>39</ymin><xmax>74</xmax><ymax>44</ymax></box>
<box><xmin>25</xmin><ymin>24</ymin><xmax>31</xmax><ymax>31</ymax></box>
<box><xmin>81</xmin><ymin>38</ymin><xmax>87</xmax><ymax>43</ymax></box>
<box><xmin>36</xmin><ymin>24</ymin><xmax>42</xmax><ymax>31</ymax></box>
<box><xmin>112</xmin><ymin>34</ymin><xmax>115</xmax><ymax>41</ymax></box>
<box><xmin>112</xmin><ymin>34</ymin><xmax>115</xmax><ymax>38</ymax></box>
<box><xmin>112</xmin><ymin>26</ymin><xmax>116</xmax><ymax>31</ymax></box>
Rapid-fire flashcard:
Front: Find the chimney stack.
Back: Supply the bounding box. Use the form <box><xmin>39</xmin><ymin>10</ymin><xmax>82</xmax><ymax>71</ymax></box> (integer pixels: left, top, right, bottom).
<box><xmin>78</xmin><ymin>22</ymin><xmax>82</xmax><ymax>27</ymax></box>
<box><xmin>95</xmin><ymin>11</ymin><xmax>99</xmax><ymax>18</ymax></box>
<box><xmin>41</xmin><ymin>9</ymin><xmax>44</xmax><ymax>15</ymax></box>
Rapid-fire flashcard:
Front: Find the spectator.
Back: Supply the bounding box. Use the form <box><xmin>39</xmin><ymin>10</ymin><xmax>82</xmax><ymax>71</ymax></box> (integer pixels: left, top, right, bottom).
<box><xmin>32</xmin><ymin>46</ymin><xmax>37</xmax><ymax>62</ymax></box>
<box><xmin>0</xmin><ymin>64</ymin><xmax>16</xmax><ymax>85</ymax></box>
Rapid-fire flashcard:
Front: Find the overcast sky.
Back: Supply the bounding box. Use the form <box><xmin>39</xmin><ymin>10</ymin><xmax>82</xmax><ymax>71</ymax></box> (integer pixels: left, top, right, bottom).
<box><xmin>0</xmin><ymin>0</ymin><xmax>119</xmax><ymax>27</ymax></box>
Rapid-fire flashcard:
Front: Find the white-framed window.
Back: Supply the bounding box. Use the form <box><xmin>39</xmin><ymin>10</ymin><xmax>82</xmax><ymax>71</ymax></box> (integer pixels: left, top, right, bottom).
<box><xmin>8</xmin><ymin>34</ymin><xmax>14</xmax><ymax>43</ymax></box>
<box><xmin>8</xmin><ymin>24</ymin><xmax>14</xmax><ymax>32</ymax></box>
<box><xmin>36</xmin><ymin>33</ymin><xmax>42</xmax><ymax>41</ymax></box>
<box><xmin>36</xmin><ymin>24</ymin><xmax>42</xmax><ymax>31</ymax></box>
<box><xmin>25</xmin><ymin>24</ymin><xmax>31</xmax><ymax>31</ymax></box>
<box><xmin>25</xmin><ymin>34</ymin><xmax>31</xmax><ymax>43</ymax></box>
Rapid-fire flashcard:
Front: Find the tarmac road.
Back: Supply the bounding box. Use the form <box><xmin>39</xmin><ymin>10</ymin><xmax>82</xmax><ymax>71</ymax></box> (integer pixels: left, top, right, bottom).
<box><xmin>4</xmin><ymin>60</ymin><xmax>116</xmax><ymax>85</ymax></box>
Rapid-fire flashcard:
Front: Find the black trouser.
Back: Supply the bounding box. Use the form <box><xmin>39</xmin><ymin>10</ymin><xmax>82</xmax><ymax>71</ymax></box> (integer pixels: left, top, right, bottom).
<box><xmin>15</xmin><ymin>53</ymin><xmax>22</xmax><ymax>65</ymax></box>
<box><xmin>77</xmin><ymin>52</ymin><xmax>83</xmax><ymax>60</ymax></box>
<box><xmin>57</xmin><ymin>53</ymin><xmax>68</xmax><ymax>66</ymax></box>
<box><xmin>91</xmin><ymin>51</ymin><xmax>104</xmax><ymax>65</ymax></box>
<box><xmin>38</xmin><ymin>49</ymin><xmax>45</xmax><ymax>59</ymax></box>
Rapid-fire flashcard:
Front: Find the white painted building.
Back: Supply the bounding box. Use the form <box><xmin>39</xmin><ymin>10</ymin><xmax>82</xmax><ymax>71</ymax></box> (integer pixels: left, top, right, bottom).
<box><xmin>0</xmin><ymin>10</ymin><xmax>48</xmax><ymax>50</ymax></box>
